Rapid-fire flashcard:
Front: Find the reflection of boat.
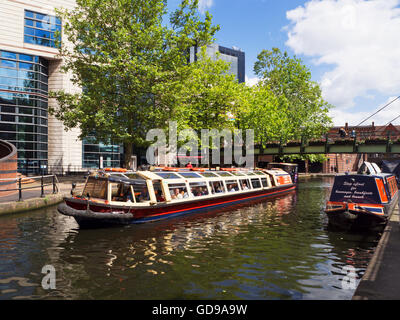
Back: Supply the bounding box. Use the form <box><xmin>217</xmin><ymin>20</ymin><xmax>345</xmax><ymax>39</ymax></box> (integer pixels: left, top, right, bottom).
<box><xmin>325</xmin><ymin>162</ymin><xmax>399</xmax><ymax>231</ymax></box>
<box><xmin>58</xmin><ymin>166</ymin><xmax>297</xmax><ymax>228</ymax></box>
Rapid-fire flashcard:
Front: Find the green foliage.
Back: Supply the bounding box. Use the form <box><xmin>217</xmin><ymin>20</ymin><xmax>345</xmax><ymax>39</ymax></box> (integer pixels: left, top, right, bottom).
<box><xmin>50</xmin><ymin>0</ymin><xmax>219</xmax><ymax>163</ymax></box>
<box><xmin>174</xmin><ymin>48</ymin><xmax>244</xmax><ymax>145</ymax></box>
<box><xmin>248</xmin><ymin>48</ymin><xmax>333</xmax><ymax>143</ymax></box>
<box><xmin>281</xmin><ymin>154</ymin><xmax>328</xmax><ymax>163</ymax></box>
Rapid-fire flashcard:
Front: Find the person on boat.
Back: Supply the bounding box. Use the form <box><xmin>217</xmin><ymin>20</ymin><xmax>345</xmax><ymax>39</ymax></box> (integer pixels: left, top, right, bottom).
<box><xmin>154</xmin><ymin>189</ymin><xmax>165</xmax><ymax>202</ymax></box>
<box><xmin>178</xmin><ymin>190</ymin><xmax>185</xmax><ymax>199</ymax></box>
<box><xmin>241</xmin><ymin>182</ymin><xmax>249</xmax><ymax>190</ymax></box>
<box><xmin>170</xmin><ymin>188</ymin><xmax>179</xmax><ymax>199</ymax></box>
<box><xmin>138</xmin><ymin>187</ymin><xmax>149</xmax><ymax>202</ymax></box>
<box><xmin>228</xmin><ymin>184</ymin><xmax>236</xmax><ymax>192</ymax></box>
<box><xmin>186</xmin><ymin>161</ymin><xmax>193</xmax><ymax>169</ymax></box>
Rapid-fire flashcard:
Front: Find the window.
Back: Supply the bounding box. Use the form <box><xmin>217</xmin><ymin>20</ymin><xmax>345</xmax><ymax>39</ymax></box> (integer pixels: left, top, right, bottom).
<box><xmin>24</xmin><ymin>10</ymin><xmax>62</xmax><ymax>48</ymax></box>
<box><xmin>255</xmin><ymin>171</ymin><xmax>265</xmax><ymax>176</ymax></box>
<box><xmin>239</xmin><ymin>179</ymin><xmax>251</xmax><ymax>190</ymax></box>
<box><xmin>251</xmin><ymin>178</ymin><xmax>262</xmax><ymax>189</ymax></box>
<box><xmin>230</xmin><ymin>171</ymin><xmax>246</xmax><ymax>177</ymax></box>
<box><xmin>200</xmin><ymin>172</ymin><xmax>218</xmax><ymax>178</ymax></box>
<box><xmin>261</xmin><ymin>178</ymin><xmax>269</xmax><ymax>188</ymax></box>
<box><xmin>226</xmin><ymin>180</ymin><xmax>239</xmax><ymax>192</ymax></box>
<box><xmin>155</xmin><ymin>172</ymin><xmax>181</xmax><ymax>180</ymax></box>
<box><xmin>189</xmin><ymin>182</ymin><xmax>209</xmax><ymax>197</ymax></box>
<box><xmin>153</xmin><ymin>182</ymin><xmax>165</xmax><ymax>202</ymax></box>
<box><xmin>209</xmin><ymin>181</ymin><xmax>226</xmax><ymax>194</ymax></box>
<box><xmin>110</xmin><ymin>183</ymin><xmax>134</xmax><ymax>202</ymax></box>
<box><xmin>132</xmin><ymin>182</ymin><xmax>150</xmax><ymax>202</ymax></box>
<box><xmin>178</xmin><ymin>172</ymin><xmax>201</xmax><ymax>179</ymax></box>
<box><xmin>216</xmin><ymin>171</ymin><xmax>233</xmax><ymax>177</ymax></box>
<box><xmin>82</xmin><ymin>135</ymin><xmax>121</xmax><ymax>169</ymax></box>
<box><xmin>168</xmin><ymin>183</ymin><xmax>189</xmax><ymax>200</ymax></box>
<box><xmin>82</xmin><ymin>177</ymin><xmax>108</xmax><ymax>199</ymax></box>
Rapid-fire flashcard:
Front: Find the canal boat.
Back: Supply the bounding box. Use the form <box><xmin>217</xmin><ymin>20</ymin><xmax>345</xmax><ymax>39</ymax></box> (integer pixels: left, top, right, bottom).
<box><xmin>325</xmin><ymin>162</ymin><xmax>399</xmax><ymax>231</ymax></box>
<box><xmin>58</xmin><ymin>166</ymin><xmax>297</xmax><ymax>228</ymax></box>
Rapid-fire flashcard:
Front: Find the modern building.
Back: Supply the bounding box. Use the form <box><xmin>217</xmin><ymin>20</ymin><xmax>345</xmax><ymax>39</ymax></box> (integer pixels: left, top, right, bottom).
<box><xmin>189</xmin><ymin>43</ymin><xmax>245</xmax><ymax>83</ymax></box>
<box><xmin>0</xmin><ymin>1</ymin><xmax>246</xmax><ymax>173</ymax></box>
<box><xmin>0</xmin><ymin>0</ymin><xmax>121</xmax><ymax>174</ymax></box>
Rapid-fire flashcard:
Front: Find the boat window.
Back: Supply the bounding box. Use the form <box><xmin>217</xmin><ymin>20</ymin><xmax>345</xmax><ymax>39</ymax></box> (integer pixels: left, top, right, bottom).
<box><xmin>230</xmin><ymin>172</ymin><xmax>246</xmax><ymax>176</ymax></box>
<box><xmin>153</xmin><ymin>182</ymin><xmax>166</xmax><ymax>202</ymax></box>
<box><xmin>168</xmin><ymin>183</ymin><xmax>190</xmax><ymax>200</ymax></box>
<box><xmin>132</xmin><ymin>183</ymin><xmax>150</xmax><ymax>202</ymax></box>
<box><xmin>125</xmin><ymin>173</ymin><xmax>144</xmax><ymax>180</ymax></box>
<box><xmin>189</xmin><ymin>182</ymin><xmax>209</xmax><ymax>197</ymax></box>
<box><xmin>200</xmin><ymin>172</ymin><xmax>218</xmax><ymax>178</ymax></box>
<box><xmin>251</xmin><ymin>178</ymin><xmax>262</xmax><ymax>189</ymax></box>
<box><xmin>209</xmin><ymin>180</ymin><xmax>226</xmax><ymax>194</ymax></box>
<box><xmin>155</xmin><ymin>172</ymin><xmax>181</xmax><ymax>179</ymax></box>
<box><xmin>216</xmin><ymin>171</ymin><xmax>233</xmax><ymax>177</ymax></box>
<box><xmin>178</xmin><ymin>172</ymin><xmax>202</xmax><ymax>179</ymax></box>
<box><xmin>111</xmin><ymin>183</ymin><xmax>134</xmax><ymax>202</ymax></box>
<box><xmin>261</xmin><ymin>178</ymin><xmax>269</xmax><ymax>188</ymax></box>
<box><xmin>226</xmin><ymin>180</ymin><xmax>239</xmax><ymax>192</ymax></box>
<box><xmin>239</xmin><ymin>178</ymin><xmax>251</xmax><ymax>190</ymax></box>
<box><xmin>83</xmin><ymin>177</ymin><xmax>108</xmax><ymax>199</ymax></box>
<box><xmin>254</xmin><ymin>171</ymin><xmax>265</xmax><ymax>176</ymax></box>
<box><xmin>246</xmin><ymin>172</ymin><xmax>256</xmax><ymax>176</ymax></box>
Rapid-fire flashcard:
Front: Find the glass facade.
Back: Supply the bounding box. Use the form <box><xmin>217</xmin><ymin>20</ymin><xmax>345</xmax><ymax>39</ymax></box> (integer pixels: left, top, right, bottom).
<box><xmin>82</xmin><ymin>136</ymin><xmax>121</xmax><ymax>168</ymax></box>
<box><xmin>24</xmin><ymin>10</ymin><xmax>61</xmax><ymax>48</ymax></box>
<box><xmin>0</xmin><ymin>50</ymin><xmax>48</xmax><ymax>174</ymax></box>
<box><xmin>189</xmin><ymin>43</ymin><xmax>245</xmax><ymax>83</ymax></box>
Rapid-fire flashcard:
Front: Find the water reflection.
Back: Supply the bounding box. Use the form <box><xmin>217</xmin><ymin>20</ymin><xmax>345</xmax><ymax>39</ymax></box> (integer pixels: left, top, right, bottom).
<box><xmin>0</xmin><ymin>177</ymin><xmax>380</xmax><ymax>300</ymax></box>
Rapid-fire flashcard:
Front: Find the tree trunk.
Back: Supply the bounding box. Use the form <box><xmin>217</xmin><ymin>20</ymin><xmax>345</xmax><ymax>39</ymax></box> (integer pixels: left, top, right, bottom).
<box><xmin>124</xmin><ymin>143</ymin><xmax>133</xmax><ymax>169</ymax></box>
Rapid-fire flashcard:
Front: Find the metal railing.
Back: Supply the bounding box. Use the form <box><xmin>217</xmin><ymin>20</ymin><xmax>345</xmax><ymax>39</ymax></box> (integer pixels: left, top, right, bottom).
<box><xmin>0</xmin><ymin>174</ymin><xmax>59</xmax><ymax>202</ymax></box>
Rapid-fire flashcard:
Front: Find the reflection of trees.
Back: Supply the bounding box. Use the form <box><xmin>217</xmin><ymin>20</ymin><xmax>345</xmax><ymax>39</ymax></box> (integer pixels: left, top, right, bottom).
<box><xmin>47</xmin><ymin>191</ymin><xmax>355</xmax><ymax>300</ymax></box>
<box><xmin>19</xmin><ymin>178</ymin><xmax>378</xmax><ymax>300</ymax></box>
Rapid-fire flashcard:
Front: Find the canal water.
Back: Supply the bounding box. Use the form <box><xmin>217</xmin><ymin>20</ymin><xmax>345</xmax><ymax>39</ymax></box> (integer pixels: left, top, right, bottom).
<box><xmin>0</xmin><ymin>177</ymin><xmax>381</xmax><ymax>300</ymax></box>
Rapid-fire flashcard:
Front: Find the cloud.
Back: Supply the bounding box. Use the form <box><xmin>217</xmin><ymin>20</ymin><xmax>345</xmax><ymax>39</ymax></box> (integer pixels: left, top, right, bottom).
<box><xmin>285</xmin><ymin>0</ymin><xmax>400</xmax><ymax>112</ymax></box>
<box><xmin>245</xmin><ymin>75</ymin><xmax>260</xmax><ymax>87</ymax></box>
<box><xmin>198</xmin><ymin>0</ymin><xmax>214</xmax><ymax>14</ymax></box>
<box><xmin>329</xmin><ymin>96</ymin><xmax>400</xmax><ymax>126</ymax></box>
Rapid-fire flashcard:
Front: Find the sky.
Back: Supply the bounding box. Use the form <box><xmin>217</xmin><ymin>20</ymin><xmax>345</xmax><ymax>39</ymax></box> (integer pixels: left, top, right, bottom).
<box><xmin>168</xmin><ymin>0</ymin><xmax>400</xmax><ymax>127</ymax></box>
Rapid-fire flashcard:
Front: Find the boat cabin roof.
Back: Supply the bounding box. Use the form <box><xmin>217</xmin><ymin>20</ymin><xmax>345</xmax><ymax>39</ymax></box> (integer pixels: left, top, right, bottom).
<box><xmin>91</xmin><ymin>167</ymin><xmax>289</xmax><ymax>183</ymax></box>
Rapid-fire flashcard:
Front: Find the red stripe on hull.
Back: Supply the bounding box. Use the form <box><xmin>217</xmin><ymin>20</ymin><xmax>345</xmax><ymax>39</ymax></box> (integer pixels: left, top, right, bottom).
<box><xmin>65</xmin><ymin>185</ymin><xmax>296</xmax><ymax>221</ymax></box>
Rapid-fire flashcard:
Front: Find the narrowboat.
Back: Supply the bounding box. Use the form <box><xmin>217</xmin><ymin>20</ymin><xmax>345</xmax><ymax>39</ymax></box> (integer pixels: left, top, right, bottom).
<box><xmin>325</xmin><ymin>162</ymin><xmax>399</xmax><ymax>231</ymax></box>
<box><xmin>57</xmin><ymin>166</ymin><xmax>297</xmax><ymax>228</ymax></box>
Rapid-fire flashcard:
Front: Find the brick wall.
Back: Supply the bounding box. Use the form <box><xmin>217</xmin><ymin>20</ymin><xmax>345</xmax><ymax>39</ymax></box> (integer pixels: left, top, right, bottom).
<box><xmin>0</xmin><ymin>140</ymin><xmax>17</xmax><ymax>196</ymax></box>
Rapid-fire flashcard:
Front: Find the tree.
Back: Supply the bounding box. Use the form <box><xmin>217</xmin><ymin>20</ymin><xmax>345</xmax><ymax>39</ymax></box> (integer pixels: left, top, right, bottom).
<box><xmin>175</xmin><ymin>48</ymin><xmax>243</xmax><ymax>135</ymax></box>
<box><xmin>50</xmin><ymin>0</ymin><xmax>219</xmax><ymax>166</ymax></box>
<box><xmin>237</xmin><ymin>85</ymin><xmax>292</xmax><ymax>145</ymax></box>
<box><xmin>253</xmin><ymin>48</ymin><xmax>333</xmax><ymax>142</ymax></box>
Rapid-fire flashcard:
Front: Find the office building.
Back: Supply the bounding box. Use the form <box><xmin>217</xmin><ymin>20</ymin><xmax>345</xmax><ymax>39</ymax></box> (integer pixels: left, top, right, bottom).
<box><xmin>189</xmin><ymin>43</ymin><xmax>245</xmax><ymax>83</ymax></box>
<box><xmin>0</xmin><ymin>0</ymin><xmax>121</xmax><ymax>174</ymax></box>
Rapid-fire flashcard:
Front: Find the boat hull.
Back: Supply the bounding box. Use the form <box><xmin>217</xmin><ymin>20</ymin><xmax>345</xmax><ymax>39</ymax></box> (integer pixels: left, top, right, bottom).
<box><xmin>58</xmin><ymin>184</ymin><xmax>296</xmax><ymax>228</ymax></box>
<box><xmin>325</xmin><ymin>192</ymin><xmax>399</xmax><ymax>231</ymax></box>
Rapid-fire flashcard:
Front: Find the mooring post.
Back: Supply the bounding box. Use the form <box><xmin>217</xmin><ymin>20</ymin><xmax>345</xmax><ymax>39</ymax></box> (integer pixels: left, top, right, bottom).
<box><xmin>41</xmin><ymin>175</ymin><xmax>44</xmax><ymax>198</ymax></box>
<box><xmin>18</xmin><ymin>177</ymin><xmax>22</xmax><ymax>201</ymax></box>
<box><xmin>52</xmin><ymin>175</ymin><xmax>56</xmax><ymax>194</ymax></box>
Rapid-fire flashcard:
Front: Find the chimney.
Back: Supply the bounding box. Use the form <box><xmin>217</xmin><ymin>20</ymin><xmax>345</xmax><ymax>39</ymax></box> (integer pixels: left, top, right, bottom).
<box><xmin>345</xmin><ymin>122</ymin><xmax>348</xmax><ymax>131</ymax></box>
